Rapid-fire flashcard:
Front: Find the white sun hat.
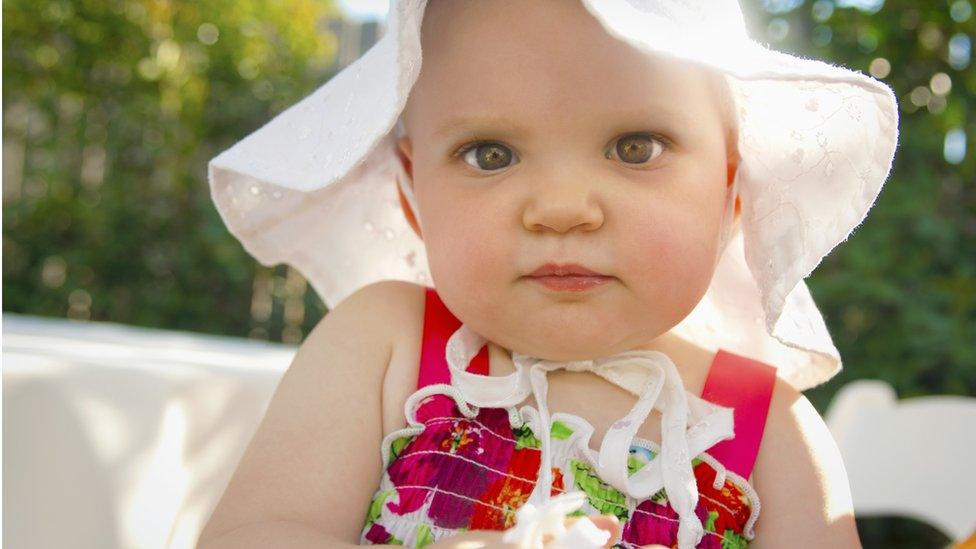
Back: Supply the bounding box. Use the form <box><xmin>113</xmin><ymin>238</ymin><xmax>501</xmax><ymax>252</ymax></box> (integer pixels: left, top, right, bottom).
<box><xmin>207</xmin><ymin>0</ymin><xmax>899</xmax><ymax>392</ymax></box>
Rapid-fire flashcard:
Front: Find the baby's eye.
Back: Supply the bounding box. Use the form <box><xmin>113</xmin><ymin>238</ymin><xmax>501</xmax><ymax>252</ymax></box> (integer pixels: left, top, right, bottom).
<box><xmin>606</xmin><ymin>133</ymin><xmax>668</xmax><ymax>165</ymax></box>
<box><xmin>458</xmin><ymin>142</ymin><xmax>518</xmax><ymax>172</ymax></box>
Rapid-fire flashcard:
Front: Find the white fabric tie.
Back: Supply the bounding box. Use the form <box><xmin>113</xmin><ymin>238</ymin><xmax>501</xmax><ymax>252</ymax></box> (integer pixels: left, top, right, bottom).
<box><xmin>445</xmin><ymin>324</ymin><xmax>736</xmax><ymax>549</ymax></box>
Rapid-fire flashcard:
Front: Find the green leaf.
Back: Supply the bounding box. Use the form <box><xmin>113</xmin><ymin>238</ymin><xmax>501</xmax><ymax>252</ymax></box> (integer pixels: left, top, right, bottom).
<box><xmin>366</xmin><ymin>489</ymin><xmax>394</xmax><ymax>524</ymax></box>
<box><xmin>550</xmin><ymin>420</ymin><xmax>575</xmax><ymax>440</ymax></box>
<box><xmin>514</xmin><ymin>424</ymin><xmax>541</xmax><ymax>450</ymax></box>
<box><xmin>415</xmin><ymin>524</ymin><xmax>435</xmax><ymax>548</ymax></box>
<box><xmin>651</xmin><ymin>487</ymin><xmax>668</xmax><ymax>504</ymax></box>
<box><xmin>390</xmin><ymin>436</ymin><xmax>411</xmax><ymax>461</ymax></box>
<box><xmin>721</xmin><ymin>529</ymin><xmax>748</xmax><ymax>549</ymax></box>
<box><xmin>705</xmin><ymin>510</ymin><xmax>719</xmax><ymax>532</ymax></box>
<box><xmin>569</xmin><ymin>459</ymin><xmax>629</xmax><ymax>522</ymax></box>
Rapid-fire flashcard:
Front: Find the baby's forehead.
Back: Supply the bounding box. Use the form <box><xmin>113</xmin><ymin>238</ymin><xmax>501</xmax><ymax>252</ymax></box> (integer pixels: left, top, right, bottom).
<box><xmin>409</xmin><ymin>0</ymin><xmax>732</xmax><ymax>135</ymax></box>
<box><xmin>420</xmin><ymin>0</ymin><xmax>712</xmax><ymax>85</ymax></box>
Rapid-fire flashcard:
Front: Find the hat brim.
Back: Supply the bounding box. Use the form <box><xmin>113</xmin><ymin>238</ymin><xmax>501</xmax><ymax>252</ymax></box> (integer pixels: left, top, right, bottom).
<box><xmin>208</xmin><ymin>0</ymin><xmax>898</xmax><ymax>391</ymax></box>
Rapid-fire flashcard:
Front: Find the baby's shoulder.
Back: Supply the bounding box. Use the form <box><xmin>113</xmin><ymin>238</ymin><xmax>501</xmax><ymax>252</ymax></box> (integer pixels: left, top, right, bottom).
<box><xmin>345</xmin><ymin>279</ymin><xmax>428</xmax><ymax>357</ymax></box>
<box><xmin>301</xmin><ymin>279</ymin><xmax>425</xmax><ymax>388</ymax></box>
<box><xmin>328</xmin><ymin>280</ymin><xmax>429</xmax><ymax>435</ymax></box>
<box><xmin>753</xmin><ymin>376</ymin><xmax>826</xmax><ymax>473</ymax></box>
<box><xmin>751</xmin><ymin>376</ymin><xmax>821</xmax><ymax>487</ymax></box>
<box><xmin>748</xmin><ymin>376</ymin><xmax>858</xmax><ymax>545</ymax></box>
<box><xmin>324</xmin><ymin>279</ymin><xmax>425</xmax><ymax>348</ymax></box>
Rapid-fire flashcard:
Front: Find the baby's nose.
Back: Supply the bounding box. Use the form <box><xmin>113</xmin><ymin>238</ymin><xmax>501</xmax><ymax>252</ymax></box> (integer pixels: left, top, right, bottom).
<box><xmin>522</xmin><ymin>179</ymin><xmax>605</xmax><ymax>233</ymax></box>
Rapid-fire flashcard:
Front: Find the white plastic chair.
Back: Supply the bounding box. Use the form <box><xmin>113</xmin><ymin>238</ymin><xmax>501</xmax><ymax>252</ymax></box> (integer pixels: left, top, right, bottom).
<box><xmin>824</xmin><ymin>378</ymin><xmax>976</xmax><ymax>544</ymax></box>
<box><xmin>2</xmin><ymin>313</ymin><xmax>293</xmax><ymax>549</ymax></box>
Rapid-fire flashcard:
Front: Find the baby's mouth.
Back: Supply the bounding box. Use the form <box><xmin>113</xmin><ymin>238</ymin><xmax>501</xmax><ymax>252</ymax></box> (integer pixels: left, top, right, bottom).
<box><xmin>524</xmin><ymin>263</ymin><xmax>614</xmax><ymax>292</ymax></box>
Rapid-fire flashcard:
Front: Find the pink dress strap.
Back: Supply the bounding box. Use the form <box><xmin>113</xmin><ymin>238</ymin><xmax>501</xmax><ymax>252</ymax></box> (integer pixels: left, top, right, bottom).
<box><xmin>700</xmin><ymin>349</ymin><xmax>778</xmax><ymax>480</ymax></box>
<box><xmin>416</xmin><ymin>287</ymin><xmax>775</xmax><ymax>480</ymax></box>
<box><xmin>417</xmin><ymin>287</ymin><xmax>489</xmax><ymax>390</ymax></box>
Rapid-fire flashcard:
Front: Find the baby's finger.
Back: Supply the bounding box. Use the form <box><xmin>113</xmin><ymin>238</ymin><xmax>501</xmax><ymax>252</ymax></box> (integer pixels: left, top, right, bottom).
<box><xmin>564</xmin><ymin>515</ymin><xmax>621</xmax><ymax>548</ymax></box>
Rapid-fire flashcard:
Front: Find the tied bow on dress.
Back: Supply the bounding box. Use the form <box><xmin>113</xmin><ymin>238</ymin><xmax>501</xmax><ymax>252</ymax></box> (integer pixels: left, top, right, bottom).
<box><xmin>445</xmin><ymin>324</ymin><xmax>736</xmax><ymax>549</ymax></box>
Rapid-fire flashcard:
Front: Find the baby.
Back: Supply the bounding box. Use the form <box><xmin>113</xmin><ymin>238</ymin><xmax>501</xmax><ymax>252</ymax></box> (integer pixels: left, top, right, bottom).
<box><xmin>199</xmin><ymin>0</ymin><xmax>898</xmax><ymax>547</ymax></box>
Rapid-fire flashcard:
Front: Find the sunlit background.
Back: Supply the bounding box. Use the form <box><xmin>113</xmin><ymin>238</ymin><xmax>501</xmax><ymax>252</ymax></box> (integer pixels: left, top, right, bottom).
<box><xmin>3</xmin><ymin>0</ymin><xmax>974</xmax><ymax>546</ymax></box>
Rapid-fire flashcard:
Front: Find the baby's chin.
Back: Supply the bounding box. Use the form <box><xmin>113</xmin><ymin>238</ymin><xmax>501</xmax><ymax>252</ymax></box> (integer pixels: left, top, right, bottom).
<box><xmin>480</xmin><ymin>309</ymin><xmax>678</xmax><ymax>362</ymax></box>
<box><xmin>435</xmin><ymin>274</ymin><xmax>701</xmax><ymax>359</ymax></box>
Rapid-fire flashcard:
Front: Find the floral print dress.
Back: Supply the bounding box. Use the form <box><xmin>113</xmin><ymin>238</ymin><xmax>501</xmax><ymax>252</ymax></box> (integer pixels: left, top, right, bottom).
<box><xmin>360</xmin><ymin>288</ymin><xmax>775</xmax><ymax>548</ymax></box>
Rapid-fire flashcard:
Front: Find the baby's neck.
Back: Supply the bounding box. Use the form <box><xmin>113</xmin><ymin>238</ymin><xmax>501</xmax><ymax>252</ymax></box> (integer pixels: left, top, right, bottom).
<box><xmin>630</xmin><ymin>330</ymin><xmax>711</xmax><ymax>363</ymax></box>
<box><xmin>486</xmin><ymin>330</ymin><xmax>716</xmax><ymax>379</ymax></box>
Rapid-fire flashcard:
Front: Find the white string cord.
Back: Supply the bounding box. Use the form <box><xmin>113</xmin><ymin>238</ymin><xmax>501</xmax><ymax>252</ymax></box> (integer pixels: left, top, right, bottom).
<box><xmin>444</xmin><ymin>324</ymin><xmax>742</xmax><ymax>548</ymax></box>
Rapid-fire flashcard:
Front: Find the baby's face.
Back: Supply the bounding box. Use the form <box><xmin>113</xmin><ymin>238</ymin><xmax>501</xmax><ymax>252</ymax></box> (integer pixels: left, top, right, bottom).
<box><xmin>398</xmin><ymin>0</ymin><xmax>739</xmax><ymax>360</ymax></box>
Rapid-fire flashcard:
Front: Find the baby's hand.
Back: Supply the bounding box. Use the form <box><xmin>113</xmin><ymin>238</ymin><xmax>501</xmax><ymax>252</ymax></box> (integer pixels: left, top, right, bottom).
<box><xmin>558</xmin><ymin>515</ymin><xmax>621</xmax><ymax>548</ymax></box>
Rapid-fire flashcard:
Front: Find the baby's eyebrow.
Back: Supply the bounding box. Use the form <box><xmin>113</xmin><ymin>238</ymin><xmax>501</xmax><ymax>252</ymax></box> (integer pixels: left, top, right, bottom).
<box><xmin>433</xmin><ymin>106</ymin><xmax>696</xmax><ymax>140</ymax></box>
<box><xmin>433</xmin><ymin>114</ymin><xmax>529</xmax><ymax>139</ymax></box>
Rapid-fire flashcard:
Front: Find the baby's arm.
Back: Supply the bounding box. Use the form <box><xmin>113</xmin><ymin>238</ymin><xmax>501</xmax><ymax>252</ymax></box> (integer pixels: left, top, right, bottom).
<box><xmin>748</xmin><ymin>377</ymin><xmax>863</xmax><ymax>548</ymax></box>
<box><xmin>195</xmin><ymin>282</ymin><xmax>403</xmax><ymax>548</ymax></box>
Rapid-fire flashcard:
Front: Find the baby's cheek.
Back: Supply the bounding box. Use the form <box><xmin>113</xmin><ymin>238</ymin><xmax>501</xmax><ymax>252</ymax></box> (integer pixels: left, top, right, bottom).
<box><xmin>624</xmin><ymin>217</ymin><xmax>718</xmax><ymax>316</ymax></box>
<box><xmin>426</xmin><ymin>212</ymin><xmax>507</xmax><ymax>290</ymax></box>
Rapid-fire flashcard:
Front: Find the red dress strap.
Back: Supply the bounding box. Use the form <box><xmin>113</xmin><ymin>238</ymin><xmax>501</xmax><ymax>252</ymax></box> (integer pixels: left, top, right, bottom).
<box><xmin>417</xmin><ymin>287</ymin><xmax>489</xmax><ymax>390</ymax></box>
<box><xmin>700</xmin><ymin>349</ymin><xmax>777</xmax><ymax>481</ymax></box>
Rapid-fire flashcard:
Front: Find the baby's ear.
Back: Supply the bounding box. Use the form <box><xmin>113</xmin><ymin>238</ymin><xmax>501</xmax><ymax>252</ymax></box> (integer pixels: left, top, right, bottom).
<box><xmin>394</xmin><ymin>136</ymin><xmax>422</xmax><ymax>240</ymax></box>
<box><xmin>726</xmin><ymin>136</ymin><xmax>742</xmax><ymax>221</ymax></box>
<box><xmin>396</xmin><ymin>136</ymin><xmax>413</xmax><ymax>178</ymax></box>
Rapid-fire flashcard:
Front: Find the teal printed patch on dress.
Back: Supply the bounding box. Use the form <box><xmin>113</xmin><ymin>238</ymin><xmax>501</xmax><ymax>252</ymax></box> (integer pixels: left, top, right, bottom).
<box><xmin>627</xmin><ymin>446</ymin><xmax>655</xmax><ymax>475</ymax></box>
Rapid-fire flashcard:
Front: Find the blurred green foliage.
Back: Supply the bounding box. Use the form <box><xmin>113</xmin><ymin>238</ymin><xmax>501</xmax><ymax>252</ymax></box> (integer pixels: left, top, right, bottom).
<box><xmin>3</xmin><ymin>0</ymin><xmax>341</xmax><ymax>340</ymax></box>
<box><xmin>2</xmin><ymin>1</ymin><xmax>974</xmax><ymax>545</ymax></box>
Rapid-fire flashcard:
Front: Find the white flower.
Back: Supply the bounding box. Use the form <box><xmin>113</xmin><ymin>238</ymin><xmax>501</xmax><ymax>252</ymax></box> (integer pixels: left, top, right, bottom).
<box><xmin>501</xmin><ymin>491</ymin><xmax>610</xmax><ymax>549</ymax></box>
